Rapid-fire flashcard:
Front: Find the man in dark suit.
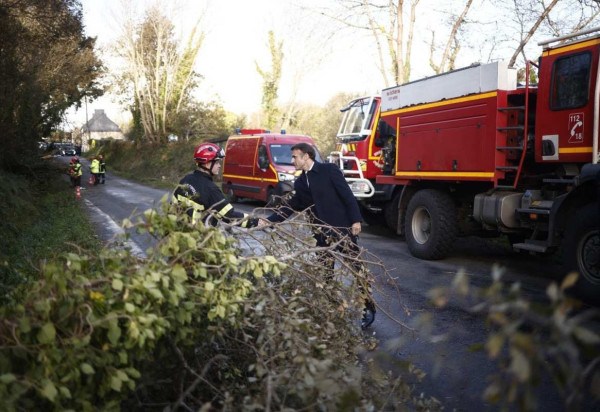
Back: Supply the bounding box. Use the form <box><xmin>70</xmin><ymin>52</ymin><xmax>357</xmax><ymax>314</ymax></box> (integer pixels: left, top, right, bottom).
<box><xmin>260</xmin><ymin>142</ymin><xmax>376</xmax><ymax>328</ymax></box>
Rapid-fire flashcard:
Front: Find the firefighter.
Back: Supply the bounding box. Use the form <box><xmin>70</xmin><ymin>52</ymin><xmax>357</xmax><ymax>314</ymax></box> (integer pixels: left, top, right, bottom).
<box><xmin>89</xmin><ymin>156</ymin><xmax>100</xmax><ymax>185</ymax></box>
<box><xmin>98</xmin><ymin>155</ymin><xmax>106</xmax><ymax>184</ymax></box>
<box><xmin>173</xmin><ymin>142</ymin><xmax>258</xmax><ymax>228</ymax></box>
<box><xmin>69</xmin><ymin>156</ymin><xmax>82</xmax><ymax>188</ymax></box>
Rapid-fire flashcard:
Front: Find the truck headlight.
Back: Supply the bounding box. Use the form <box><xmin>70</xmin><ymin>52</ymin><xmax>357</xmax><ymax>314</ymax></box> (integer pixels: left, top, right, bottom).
<box><xmin>350</xmin><ymin>181</ymin><xmax>371</xmax><ymax>194</ymax></box>
<box><xmin>278</xmin><ymin>172</ymin><xmax>296</xmax><ymax>182</ymax></box>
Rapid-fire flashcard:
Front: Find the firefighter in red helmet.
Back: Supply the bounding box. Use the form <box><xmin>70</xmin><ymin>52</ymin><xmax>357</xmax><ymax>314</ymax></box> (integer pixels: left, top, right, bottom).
<box><xmin>173</xmin><ymin>142</ymin><xmax>258</xmax><ymax>227</ymax></box>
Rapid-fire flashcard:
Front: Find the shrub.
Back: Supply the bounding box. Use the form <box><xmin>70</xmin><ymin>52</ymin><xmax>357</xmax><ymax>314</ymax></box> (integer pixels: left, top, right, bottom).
<box><xmin>429</xmin><ymin>266</ymin><xmax>600</xmax><ymax>411</ymax></box>
<box><xmin>0</xmin><ymin>200</ymin><xmax>438</xmax><ymax>411</ymax></box>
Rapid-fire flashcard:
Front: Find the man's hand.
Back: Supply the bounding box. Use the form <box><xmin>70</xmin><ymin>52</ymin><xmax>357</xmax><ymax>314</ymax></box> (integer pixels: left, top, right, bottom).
<box><xmin>351</xmin><ymin>222</ymin><xmax>361</xmax><ymax>236</ymax></box>
<box><xmin>257</xmin><ymin>218</ymin><xmax>270</xmax><ymax>228</ymax></box>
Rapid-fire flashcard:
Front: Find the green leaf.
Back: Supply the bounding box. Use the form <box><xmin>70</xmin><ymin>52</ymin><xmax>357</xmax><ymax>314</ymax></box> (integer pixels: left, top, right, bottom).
<box><xmin>0</xmin><ymin>374</ymin><xmax>16</xmax><ymax>384</ymax></box>
<box><xmin>80</xmin><ymin>363</ymin><xmax>95</xmax><ymax>375</ymax></box>
<box><xmin>59</xmin><ymin>385</ymin><xmax>72</xmax><ymax>399</ymax></box>
<box><xmin>573</xmin><ymin>327</ymin><xmax>600</xmax><ymax>344</ymax></box>
<box><xmin>485</xmin><ymin>334</ymin><xmax>504</xmax><ymax>359</ymax></box>
<box><xmin>40</xmin><ymin>379</ymin><xmax>58</xmax><ymax>401</ymax></box>
<box><xmin>110</xmin><ymin>375</ymin><xmax>122</xmax><ymax>392</ymax></box>
<box><xmin>509</xmin><ymin>348</ymin><xmax>530</xmax><ymax>382</ymax></box>
<box><xmin>108</xmin><ymin>320</ymin><xmax>121</xmax><ymax>345</ymax></box>
<box><xmin>37</xmin><ymin>322</ymin><xmax>56</xmax><ymax>344</ymax></box>
<box><xmin>19</xmin><ymin>317</ymin><xmax>31</xmax><ymax>333</ymax></box>
<box><xmin>112</xmin><ymin>279</ymin><xmax>124</xmax><ymax>291</ymax></box>
<box><xmin>171</xmin><ymin>265</ymin><xmax>187</xmax><ymax>281</ymax></box>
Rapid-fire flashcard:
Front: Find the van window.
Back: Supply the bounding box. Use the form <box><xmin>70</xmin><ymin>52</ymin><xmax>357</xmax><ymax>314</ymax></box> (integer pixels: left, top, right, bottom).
<box><xmin>550</xmin><ymin>52</ymin><xmax>591</xmax><ymax>110</ymax></box>
<box><xmin>270</xmin><ymin>144</ymin><xmax>294</xmax><ymax>165</ymax></box>
<box><xmin>269</xmin><ymin>144</ymin><xmax>323</xmax><ymax>165</ymax></box>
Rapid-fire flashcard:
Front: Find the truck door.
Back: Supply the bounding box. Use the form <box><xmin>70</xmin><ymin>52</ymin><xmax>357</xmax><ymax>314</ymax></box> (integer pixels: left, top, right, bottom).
<box><xmin>535</xmin><ymin>43</ymin><xmax>598</xmax><ymax>164</ymax></box>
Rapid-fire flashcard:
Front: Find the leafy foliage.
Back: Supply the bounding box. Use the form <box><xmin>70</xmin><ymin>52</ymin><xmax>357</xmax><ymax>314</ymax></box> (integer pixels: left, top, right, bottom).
<box><xmin>0</xmin><ymin>163</ymin><xmax>99</xmax><ymax>303</ymax></box>
<box><xmin>256</xmin><ymin>31</ymin><xmax>284</xmax><ymax>131</ymax></box>
<box><xmin>0</xmin><ymin>0</ymin><xmax>102</xmax><ymax>171</ymax></box>
<box><xmin>0</xmin><ymin>199</ymin><xmax>439</xmax><ymax>410</ymax></box>
<box><xmin>429</xmin><ymin>266</ymin><xmax>600</xmax><ymax>411</ymax></box>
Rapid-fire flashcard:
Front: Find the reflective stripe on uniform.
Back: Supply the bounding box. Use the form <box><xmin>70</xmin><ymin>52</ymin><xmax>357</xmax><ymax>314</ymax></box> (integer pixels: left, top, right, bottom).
<box><xmin>174</xmin><ymin>193</ymin><xmax>205</xmax><ymax>222</ymax></box>
<box><xmin>215</xmin><ymin>202</ymin><xmax>233</xmax><ymax>218</ymax></box>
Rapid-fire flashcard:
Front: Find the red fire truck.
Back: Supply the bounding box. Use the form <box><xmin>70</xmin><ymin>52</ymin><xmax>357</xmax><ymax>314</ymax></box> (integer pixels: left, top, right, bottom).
<box><xmin>332</xmin><ymin>27</ymin><xmax>600</xmax><ymax>298</ymax></box>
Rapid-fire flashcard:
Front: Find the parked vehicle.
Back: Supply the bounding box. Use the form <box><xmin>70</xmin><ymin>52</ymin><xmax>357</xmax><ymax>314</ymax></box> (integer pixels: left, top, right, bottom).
<box><xmin>222</xmin><ymin>130</ymin><xmax>322</xmax><ymax>204</ymax></box>
<box><xmin>50</xmin><ymin>142</ymin><xmax>76</xmax><ymax>156</ymax></box>
<box><xmin>331</xmin><ymin>27</ymin><xmax>600</xmax><ymax>299</ymax></box>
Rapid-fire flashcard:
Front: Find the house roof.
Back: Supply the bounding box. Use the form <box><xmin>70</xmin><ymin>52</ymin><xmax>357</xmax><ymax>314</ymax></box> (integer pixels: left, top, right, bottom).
<box><xmin>82</xmin><ymin>109</ymin><xmax>122</xmax><ymax>132</ymax></box>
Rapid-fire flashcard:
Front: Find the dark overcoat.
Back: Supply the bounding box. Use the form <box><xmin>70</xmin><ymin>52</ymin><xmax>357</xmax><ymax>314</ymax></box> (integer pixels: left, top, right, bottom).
<box><xmin>267</xmin><ymin>161</ymin><xmax>363</xmax><ymax>229</ymax></box>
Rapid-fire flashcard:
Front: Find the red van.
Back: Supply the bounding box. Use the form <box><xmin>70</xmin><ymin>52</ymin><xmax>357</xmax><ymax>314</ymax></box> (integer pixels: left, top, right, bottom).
<box><xmin>222</xmin><ymin>131</ymin><xmax>321</xmax><ymax>204</ymax></box>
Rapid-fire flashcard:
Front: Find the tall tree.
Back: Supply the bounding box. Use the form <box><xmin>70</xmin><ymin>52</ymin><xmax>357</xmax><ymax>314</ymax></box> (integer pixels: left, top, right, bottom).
<box><xmin>428</xmin><ymin>0</ymin><xmax>474</xmax><ymax>74</ymax></box>
<box><xmin>318</xmin><ymin>0</ymin><xmax>421</xmax><ymax>87</ymax></box>
<box><xmin>0</xmin><ymin>0</ymin><xmax>102</xmax><ymax>170</ymax></box>
<box><xmin>256</xmin><ymin>31</ymin><xmax>284</xmax><ymax>131</ymax></box>
<box><xmin>487</xmin><ymin>0</ymin><xmax>600</xmax><ymax>68</ymax></box>
<box><xmin>115</xmin><ymin>5</ymin><xmax>204</xmax><ymax>143</ymax></box>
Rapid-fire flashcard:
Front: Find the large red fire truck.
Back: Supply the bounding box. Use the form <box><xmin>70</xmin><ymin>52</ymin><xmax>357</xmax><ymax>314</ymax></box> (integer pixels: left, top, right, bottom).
<box><xmin>331</xmin><ymin>27</ymin><xmax>600</xmax><ymax>298</ymax></box>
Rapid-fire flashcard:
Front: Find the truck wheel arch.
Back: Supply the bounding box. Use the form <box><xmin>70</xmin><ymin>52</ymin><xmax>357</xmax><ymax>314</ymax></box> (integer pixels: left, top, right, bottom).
<box><xmin>386</xmin><ymin>185</ymin><xmax>418</xmax><ymax>236</ymax></box>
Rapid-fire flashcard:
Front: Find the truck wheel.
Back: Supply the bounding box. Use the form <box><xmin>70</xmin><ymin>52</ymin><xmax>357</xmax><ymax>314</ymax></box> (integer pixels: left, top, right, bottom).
<box><xmin>360</xmin><ymin>204</ymin><xmax>385</xmax><ymax>227</ymax></box>
<box><xmin>384</xmin><ymin>191</ymin><xmax>401</xmax><ymax>232</ymax></box>
<box><xmin>265</xmin><ymin>187</ymin><xmax>277</xmax><ymax>207</ymax></box>
<box><xmin>225</xmin><ymin>184</ymin><xmax>238</xmax><ymax>203</ymax></box>
<box><xmin>564</xmin><ymin>202</ymin><xmax>600</xmax><ymax>303</ymax></box>
<box><xmin>405</xmin><ymin>189</ymin><xmax>457</xmax><ymax>260</ymax></box>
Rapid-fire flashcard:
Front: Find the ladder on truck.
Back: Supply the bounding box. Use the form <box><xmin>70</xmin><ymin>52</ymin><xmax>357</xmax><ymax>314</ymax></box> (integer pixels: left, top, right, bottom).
<box><xmin>495</xmin><ymin>62</ymin><xmax>533</xmax><ymax>189</ymax></box>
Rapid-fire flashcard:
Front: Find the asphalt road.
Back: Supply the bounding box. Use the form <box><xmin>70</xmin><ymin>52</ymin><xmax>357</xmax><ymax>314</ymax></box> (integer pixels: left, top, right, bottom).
<box><xmin>62</xmin><ymin>158</ymin><xmax>591</xmax><ymax>411</ymax></box>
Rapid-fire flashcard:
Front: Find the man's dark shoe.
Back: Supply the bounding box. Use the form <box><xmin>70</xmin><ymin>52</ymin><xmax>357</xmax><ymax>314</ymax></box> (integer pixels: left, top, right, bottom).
<box><xmin>361</xmin><ymin>304</ymin><xmax>376</xmax><ymax>329</ymax></box>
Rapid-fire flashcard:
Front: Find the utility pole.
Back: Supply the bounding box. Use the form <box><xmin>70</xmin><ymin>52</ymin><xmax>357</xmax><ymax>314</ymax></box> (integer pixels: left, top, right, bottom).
<box><xmin>85</xmin><ymin>94</ymin><xmax>92</xmax><ymax>151</ymax></box>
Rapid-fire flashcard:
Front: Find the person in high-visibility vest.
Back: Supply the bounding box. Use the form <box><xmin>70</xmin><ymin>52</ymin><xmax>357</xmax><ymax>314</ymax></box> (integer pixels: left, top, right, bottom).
<box><xmin>98</xmin><ymin>154</ymin><xmax>106</xmax><ymax>184</ymax></box>
<box><xmin>89</xmin><ymin>156</ymin><xmax>100</xmax><ymax>185</ymax></box>
<box><xmin>173</xmin><ymin>143</ymin><xmax>258</xmax><ymax>227</ymax></box>
<box><xmin>68</xmin><ymin>156</ymin><xmax>82</xmax><ymax>188</ymax></box>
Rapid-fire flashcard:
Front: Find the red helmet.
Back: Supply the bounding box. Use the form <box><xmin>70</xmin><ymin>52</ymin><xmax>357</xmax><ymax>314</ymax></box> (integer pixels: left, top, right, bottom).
<box><xmin>71</xmin><ymin>156</ymin><xmax>79</xmax><ymax>163</ymax></box>
<box><xmin>194</xmin><ymin>143</ymin><xmax>224</xmax><ymax>163</ymax></box>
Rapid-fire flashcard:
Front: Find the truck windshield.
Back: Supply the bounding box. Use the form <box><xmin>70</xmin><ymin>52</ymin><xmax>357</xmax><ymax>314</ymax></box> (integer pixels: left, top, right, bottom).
<box><xmin>337</xmin><ymin>97</ymin><xmax>376</xmax><ymax>141</ymax></box>
<box><xmin>270</xmin><ymin>144</ymin><xmax>322</xmax><ymax>165</ymax></box>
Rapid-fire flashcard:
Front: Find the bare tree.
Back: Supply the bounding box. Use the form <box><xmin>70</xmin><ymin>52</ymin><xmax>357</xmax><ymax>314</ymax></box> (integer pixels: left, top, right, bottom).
<box><xmin>115</xmin><ymin>4</ymin><xmax>204</xmax><ymax>143</ymax></box>
<box><xmin>428</xmin><ymin>0</ymin><xmax>474</xmax><ymax>74</ymax></box>
<box><xmin>317</xmin><ymin>0</ymin><xmax>421</xmax><ymax>87</ymax></box>
<box><xmin>487</xmin><ymin>0</ymin><xmax>600</xmax><ymax>68</ymax></box>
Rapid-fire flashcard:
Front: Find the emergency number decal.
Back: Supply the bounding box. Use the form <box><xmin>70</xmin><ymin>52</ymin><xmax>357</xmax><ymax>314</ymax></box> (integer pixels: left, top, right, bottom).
<box><xmin>568</xmin><ymin>112</ymin><xmax>584</xmax><ymax>144</ymax></box>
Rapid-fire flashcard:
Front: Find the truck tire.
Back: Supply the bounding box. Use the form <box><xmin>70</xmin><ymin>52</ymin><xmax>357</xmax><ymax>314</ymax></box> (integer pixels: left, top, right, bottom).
<box><xmin>265</xmin><ymin>187</ymin><xmax>277</xmax><ymax>207</ymax></box>
<box><xmin>405</xmin><ymin>189</ymin><xmax>458</xmax><ymax>260</ymax></box>
<box><xmin>224</xmin><ymin>184</ymin><xmax>238</xmax><ymax>203</ymax></box>
<box><xmin>360</xmin><ymin>204</ymin><xmax>386</xmax><ymax>227</ymax></box>
<box><xmin>564</xmin><ymin>202</ymin><xmax>600</xmax><ymax>303</ymax></box>
<box><xmin>384</xmin><ymin>191</ymin><xmax>401</xmax><ymax>232</ymax></box>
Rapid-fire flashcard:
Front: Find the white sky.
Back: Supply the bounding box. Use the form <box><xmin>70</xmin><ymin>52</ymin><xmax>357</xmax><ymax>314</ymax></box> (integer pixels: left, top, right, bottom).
<box><xmin>66</xmin><ymin>0</ymin><xmax>435</xmax><ymax>130</ymax></box>
<box><xmin>65</xmin><ymin>0</ymin><xmax>564</xmax><ymax>131</ymax></box>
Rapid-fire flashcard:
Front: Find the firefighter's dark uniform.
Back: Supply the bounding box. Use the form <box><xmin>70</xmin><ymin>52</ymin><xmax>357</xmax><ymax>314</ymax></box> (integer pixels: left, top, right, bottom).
<box><xmin>173</xmin><ymin>170</ymin><xmax>257</xmax><ymax>227</ymax></box>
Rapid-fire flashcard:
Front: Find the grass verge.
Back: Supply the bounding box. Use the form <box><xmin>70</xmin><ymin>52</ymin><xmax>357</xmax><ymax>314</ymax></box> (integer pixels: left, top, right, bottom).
<box><xmin>0</xmin><ymin>161</ymin><xmax>100</xmax><ymax>303</ymax></box>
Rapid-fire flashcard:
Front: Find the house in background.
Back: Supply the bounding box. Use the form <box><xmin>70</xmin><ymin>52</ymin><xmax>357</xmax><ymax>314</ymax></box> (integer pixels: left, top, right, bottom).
<box><xmin>80</xmin><ymin>109</ymin><xmax>125</xmax><ymax>152</ymax></box>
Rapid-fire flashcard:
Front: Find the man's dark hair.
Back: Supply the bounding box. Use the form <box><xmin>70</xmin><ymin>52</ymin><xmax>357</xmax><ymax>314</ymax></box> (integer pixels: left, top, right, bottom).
<box><xmin>291</xmin><ymin>142</ymin><xmax>316</xmax><ymax>160</ymax></box>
